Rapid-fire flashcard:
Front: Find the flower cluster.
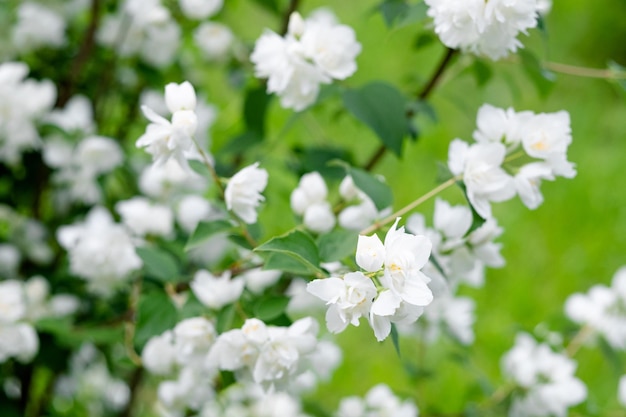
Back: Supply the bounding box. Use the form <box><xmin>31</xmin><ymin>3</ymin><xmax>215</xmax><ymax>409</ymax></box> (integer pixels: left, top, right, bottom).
<box><xmin>207</xmin><ymin>317</ymin><xmax>324</xmax><ymax>390</ymax></box>
<box><xmin>0</xmin><ymin>278</ymin><xmax>78</xmax><ymax>364</ymax></box>
<box><xmin>425</xmin><ymin>0</ymin><xmax>543</xmax><ymax>60</ymax></box>
<box><xmin>565</xmin><ymin>266</ymin><xmax>626</xmax><ymax>350</ymax></box>
<box><xmin>56</xmin><ymin>207</ymin><xmax>142</xmax><ymax>296</ymax></box>
<box><xmin>308</xmin><ymin>218</ymin><xmax>433</xmax><ymax>341</ymax></box>
<box><xmin>501</xmin><ymin>333</ymin><xmax>587</xmax><ymax>417</ymax></box>
<box><xmin>251</xmin><ymin>10</ymin><xmax>361</xmax><ymax>111</ymax></box>
<box><xmin>12</xmin><ymin>2</ymin><xmax>67</xmax><ymax>53</ymax></box>
<box><xmin>290</xmin><ymin>172</ymin><xmax>336</xmax><ymax>233</ymax></box>
<box><xmin>449</xmin><ymin>104</ymin><xmax>575</xmax><ymax>219</ymax></box>
<box><xmin>98</xmin><ymin>0</ymin><xmax>181</xmax><ymax>68</ymax></box>
<box><xmin>55</xmin><ymin>344</ymin><xmax>130</xmax><ymax>416</ymax></box>
<box><xmin>0</xmin><ymin>62</ymin><xmax>56</xmax><ymax>165</ymax></box>
<box><xmin>337</xmin><ymin>384</ymin><xmax>418</xmax><ymax>417</ymax></box>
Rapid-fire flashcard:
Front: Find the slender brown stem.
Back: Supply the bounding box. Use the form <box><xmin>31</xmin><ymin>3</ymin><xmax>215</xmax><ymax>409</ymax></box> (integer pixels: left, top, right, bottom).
<box><xmin>57</xmin><ymin>0</ymin><xmax>102</xmax><ymax>106</ymax></box>
<box><xmin>279</xmin><ymin>0</ymin><xmax>301</xmax><ymax>35</ymax></box>
<box><xmin>363</xmin><ymin>48</ymin><xmax>458</xmax><ymax>171</ymax></box>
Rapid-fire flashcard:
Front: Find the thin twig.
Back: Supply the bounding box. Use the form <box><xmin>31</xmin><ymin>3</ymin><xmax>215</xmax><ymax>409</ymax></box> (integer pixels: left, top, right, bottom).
<box><xmin>565</xmin><ymin>325</ymin><xmax>594</xmax><ymax>357</ymax></box>
<box><xmin>544</xmin><ymin>61</ymin><xmax>626</xmax><ymax>80</ymax></box>
<box><xmin>279</xmin><ymin>0</ymin><xmax>301</xmax><ymax>35</ymax></box>
<box><xmin>359</xmin><ymin>176</ymin><xmax>459</xmax><ymax>235</ymax></box>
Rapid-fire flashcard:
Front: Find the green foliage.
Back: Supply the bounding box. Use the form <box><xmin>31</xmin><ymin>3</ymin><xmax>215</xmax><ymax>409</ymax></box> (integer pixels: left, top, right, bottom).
<box><xmin>134</xmin><ymin>290</ymin><xmax>179</xmax><ymax>350</ymax></box>
<box><xmin>253</xmin><ymin>295</ymin><xmax>291</xmax><ymax>321</ymax></box>
<box><xmin>518</xmin><ymin>49</ymin><xmax>556</xmax><ymax>98</ymax></box>
<box><xmin>341</xmin><ymin>163</ymin><xmax>393</xmax><ymax>211</ymax></box>
<box><xmin>317</xmin><ymin>229</ymin><xmax>358</xmax><ymax>262</ymax></box>
<box><xmin>342</xmin><ymin>81</ymin><xmax>412</xmax><ymax>156</ymax></box>
<box><xmin>185</xmin><ymin>220</ymin><xmax>233</xmax><ymax>251</ymax></box>
<box><xmin>136</xmin><ymin>246</ymin><xmax>180</xmax><ymax>283</ymax></box>
<box><xmin>255</xmin><ymin>229</ymin><xmax>323</xmax><ymax>276</ymax></box>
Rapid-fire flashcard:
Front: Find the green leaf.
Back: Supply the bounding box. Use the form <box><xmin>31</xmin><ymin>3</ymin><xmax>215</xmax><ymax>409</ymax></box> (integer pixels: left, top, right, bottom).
<box><xmin>336</xmin><ymin>163</ymin><xmax>392</xmax><ymax>211</ymax></box>
<box><xmin>317</xmin><ymin>229</ymin><xmax>358</xmax><ymax>262</ymax></box>
<box><xmin>378</xmin><ymin>0</ymin><xmax>428</xmax><ymax>28</ymax></box>
<box><xmin>216</xmin><ymin>304</ymin><xmax>237</xmax><ymax>333</ymax></box>
<box><xmin>342</xmin><ymin>81</ymin><xmax>411</xmax><ymax>156</ymax></box>
<box><xmin>254</xmin><ymin>296</ymin><xmax>290</xmax><ymax>321</ymax></box>
<box><xmin>255</xmin><ymin>230</ymin><xmax>323</xmax><ymax>276</ymax></box>
<box><xmin>134</xmin><ymin>289</ymin><xmax>179</xmax><ymax>350</ymax></box>
<box><xmin>414</xmin><ymin>31</ymin><xmax>436</xmax><ymax>50</ymax></box>
<box><xmin>471</xmin><ymin>59</ymin><xmax>493</xmax><ymax>87</ymax></box>
<box><xmin>244</xmin><ymin>86</ymin><xmax>271</xmax><ymax>135</ymax></box>
<box><xmin>435</xmin><ymin>161</ymin><xmax>454</xmax><ymax>183</ymax></box>
<box><xmin>136</xmin><ymin>246</ymin><xmax>180</xmax><ymax>282</ymax></box>
<box><xmin>36</xmin><ymin>318</ymin><xmax>124</xmax><ymax>347</ymax></box>
<box><xmin>185</xmin><ymin>220</ymin><xmax>233</xmax><ymax>251</ymax></box>
<box><xmin>291</xmin><ymin>145</ymin><xmax>354</xmax><ymax>180</ymax></box>
<box><xmin>263</xmin><ymin>252</ymin><xmax>314</xmax><ymax>275</ymax></box>
<box><xmin>390</xmin><ymin>323</ymin><xmax>401</xmax><ymax>357</ymax></box>
<box><xmin>518</xmin><ymin>49</ymin><xmax>555</xmax><ymax>98</ymax></box>
<box><xmin>250</xmin><ymin>0</ymin><xmax>279</xmax><ymax>13</ymax></box>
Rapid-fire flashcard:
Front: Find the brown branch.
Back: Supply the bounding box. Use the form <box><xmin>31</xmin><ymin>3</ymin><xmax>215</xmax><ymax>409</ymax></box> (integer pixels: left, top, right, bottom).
<box><xmin>57</xmin><ymin>0</ymin><xmax>102</xmax><ymax>106</ymax></box>
<box><xmin>279</xmin><ymin>0</ymin><xmax>302</xmax><ymax>36</ymax></box>
<box><xmin>363</xmin><ymin>48</ymin><xmax>458</xmax><ymax>172</ymax></box>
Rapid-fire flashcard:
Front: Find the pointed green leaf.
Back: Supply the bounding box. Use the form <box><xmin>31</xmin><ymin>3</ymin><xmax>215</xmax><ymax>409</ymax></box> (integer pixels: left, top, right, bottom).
<box><xmin>255</xmin><ymin>230</ymin><xmax>323</xmax><ymax>275</ymax></box>
<box><xmin>346</xmin><ymin>165</ymin><xmax>393</xmax><ymax>211</ymax></box>
<box><xmin>185</xmin><ymin>220</ymin><xmax>233</xmax><ymax>251</ymax></box>
<box><xmin>136</xmin><ymin>246</ymin><xmax>180</xmax><ymax>282</ymax></box>
<box><xmin>518</xmin><ymin>49</ymin><xmax>555</xmax><ymax>98</ymax></box>
<box><xmin>318</xmin><ymin>229</ymin><xmax>358</xmax><ymax>262</ymax></box>
<box><xmin>134</xmin><ymin>290</ymin><xmax>178</xmax><ymax>350</ymax></box>
<box><xmin>342</xmin><ymin>81</ymin><xmax>411</xmax><ymax>156</ymax></box>
<box><xmin>390</xmin><ymin>323</ymin><xmax>401</xmax><ymax>357</ymax></box>
<box><xmin>254</xmin><ymin>296</ymin><xmax>290</xmax><ymax>321</ymax></box>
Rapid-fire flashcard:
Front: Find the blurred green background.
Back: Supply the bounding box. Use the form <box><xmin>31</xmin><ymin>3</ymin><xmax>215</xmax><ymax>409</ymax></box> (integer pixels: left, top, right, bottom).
<box><xmin>204</xmin><ymin>0</ymin><xmax>626</xmax><ymax>415</ymax></box>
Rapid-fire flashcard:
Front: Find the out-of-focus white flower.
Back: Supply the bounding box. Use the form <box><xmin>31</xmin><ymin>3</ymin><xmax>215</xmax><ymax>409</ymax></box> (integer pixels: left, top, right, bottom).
<box><xmin>116</xmin><ymin>197</ymin><xmax>174</xmax><ymax>238</ymax></box>
<box><xmin>45</xmin><ymin>95</ymin><xmax>95</xmax><ymax>135</ymax></box>
<box><xmin>241</xmin><ymin>268</ymin><xmax>282</xmax><ymax>294</ymax></box>
<box><xmin>291</xmin><ymin>172</ymin><xmax>335</xmax><ymax>233</ymax></box>
<box><xmin>502</xmin><ymin>333</ymin><xmax>586</xmax><ymax>417</ymax></box>
<box><xmin>12</xmin><ymin>2</ymin><xmax>66</xmax><ymax>52</ymax></box>
<box><xmin>338</xmin><ymin>176</ymin><xmax>391</xmax><ymax>231</ymax></box>
<box><xmin>191</xmin><ymin>270</ymin><xmax>244</xmax><ymax>310</ymax></box>
<box><xmin>514</xmin><ymin>162</ymin><xmax>555</xmax><ymax>209</ymax></box>
<box><xmin>179</xmin><ymin>0</ymin><xmax>223</xmax><ymax>20</ymax></box>
<box><xmin>142</xmin><ymin>331</ymin><xmax>177</xmax><ymax>375</ymax></box>
<box><xmin>425</xmin><ymin>0</ymin><xmax>540</xmax><ymax>60</ymax></box>
<box><xmin>207</xmin><ymin>317</ymin><xmax>320</xmax><ymax>390</ymax></box>
<box><xmin>0</xmin><ymin>280</ymin><xmax>27</xmax><ymax>324</ymax></box>
<box><xmin>139</xmin><ymin>158</ymin><xmax>207</xmax><ymax>201</ymax></box>
<box><xmin>619</xmin><ymin>375</ymin><xmax>626</xmax><ymax>407</ymax></box>
<box><xmin>57</xmin><ymin>207</ymin><xmax>142</xmax><ymax>296</ymax></box>
<box><xmin>565</xmin><ymin>266</ymin><xmax>626</xmax><ymax>350</ymax></box>
<box><xmin>0</xmin><ymin>62</ymin><xmax>56</xmax><ymax>165</ymax></box>
<box><xmin>337</xmin><ymin>384</ymin><xmax>418</xmax><ymax>417</ymax></box>
<box><xmin>448</xmin><ymin>139</ymin><xmax>515</xmax><ymax>219</ymax></box>
<box><xmin>251</xmin><ymin>11</ymin><xmax>361</xmax><ymax>111</ymax></box>
<box><xmin>176</xmin><ymin>195</ymin><xmax>213</xmax><ymax>234</ymax></box>
<box><xmin>98</xmin><ymin>0</ymin><xmax>180</xmax><ymax>68</ymax></box>
<box><xmin>0</xmin><ymin>244</ymin><xmax>21</xmax><ymax>278</ymax></box>
<box><xmin>0</xmin><ymin>323</ymin><xmax>39</xmax><ymax>363</ymax></box>
<box><xmin>225</xmin><ymin>162</ymin><xmax>268</xmax><ymax>224</ymax></box>
<box><xmin>194</xmin><ymin>22</ymin><xmax>234</xmax><ymax>60</ymax></box>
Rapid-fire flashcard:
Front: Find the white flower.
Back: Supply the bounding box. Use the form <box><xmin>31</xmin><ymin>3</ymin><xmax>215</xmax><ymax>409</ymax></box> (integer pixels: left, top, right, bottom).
<box><xmin>290</xmin><ymin>172</ymin><xmax>328</xmax><ymax>215</ymax></box>
<box><xmin>0</xmin><ymin>323</ymin><xmax>39</xmax><ymax>364</ymax></box>
<box><xmin>75</xmin><ymin>136</ymin><xmax>124</xmax><ymax>175</ymax></box>
<box><xmin>303</xmin><ymin>202</ymin><xmax>336</xmax><ymax>233</ymax></box>
<box><xmin>242</xmin><ymin>268</ymin><xmax>282</xmax><ymax>294</ymax></box>
<box><xmin>116</xmin><ymin>197</ymin><xmax>174</xmax><ymax>237</ymax></box>
<box><xmin>173</xmin><ymin>317</ymin><xmax>217</xmax><ymax>365</ymax></box>
<box><xmin>565</xmin><ymin>266</ymin><xmax>626</xmax><ymax>350</ymax></box>
<box><xmin>619</xmin><ymin>375</ymin><xmax>626</xmax><ymax>407</ymax></box>
<box><xmin>337</xmin><ymin>384</ymin><xmax>418</xmax><ymax>417</ymax></box>
<box><xmin>0</xmin><ymin>62</ymin><xmax>56</xmax><ymax>165</ymax></box>
<box><xmin>514</xmin><ymin>162</ymin><xmax>555</xmax><ymax>209</ymax></box>
<box><xmin>473</xmin><ymin>103</ymin><xmax>530</xmax><ymax>148</ymax></box>
<box><xmin>191</xmin><ymin>270</ymin><xmax>244</xmax><ymax>310</ymax></box>
<box><xmin>307</xmin><ymin>272</ymin><xmax>378</xmax><ymax>333</ymax></box>
<box><xmin>448</xmin><ymin>139</ymin><xmax>515</xmax><ymax>218</ymax></box>
<box><xmin>0</xmin><ymin>244</ymin><xmax>21</xmax><ymax>279</ymax></box>
<box><xmin>176</xmin><ymin>195</ymin><xmax>213</xmax><ymax>234</ymax></box>
<box><xmin>425</xmin><ymin>0</ymin><xmax>539</xmax><ymax>60</ymax></box>
<box><xmin>142</xmin><ymin>331</ymin><xmax>177</xmax><ymax>375</ymax></box>
<box><xmin>137</xmin><ymin>81</ymin><xmax>199</xmax><ymax>168</ymax></box>
<box><xmin>57</xmin><ymin>207</ymin><xmax>142</xmax><ymax>296</ymax></box>
<box><xmin>12</xmin><ymin>2</ymin><xmax>66</xmax><ymax>52</ymax></box>
<box><xmin>194</xmin><ymin>22</ymin><xmax>234</xmax><ymax>60</ymax></box>
<box><xmin>179</xmin><ymin>0</ymin><xmax>223</xmax><ymax>20</ymax></box>
<box><xmin>139</xmin><ymin>158</ymin><xmax>207</xmax><ymax>200</ymax></box>
<box><xmin>224</xmin><ymin>162</ymin><xmax>269</xmax><ymax>224</ymax></box>
<box><xmin>251</xmin><ymin>11</ymin><xmax>361</xmax><ymax>111</ymax></box>
<box><xmin>0</xmin><ymin>280</ymin><xmax>26</xmax><ymax>324</ymax></box>
<box><xmin>502</xmin><ymin>333</ymin><xmax>587</xmax><ymax>417</ymax></box>
<box><xmin>45</xmin><ymin>95</ymin><xmax>95</xmax><ymax>134</ymax></box>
